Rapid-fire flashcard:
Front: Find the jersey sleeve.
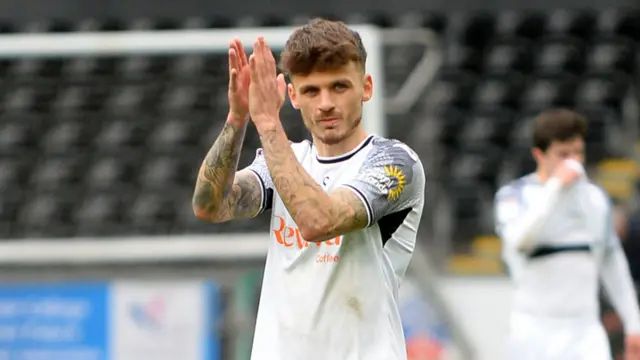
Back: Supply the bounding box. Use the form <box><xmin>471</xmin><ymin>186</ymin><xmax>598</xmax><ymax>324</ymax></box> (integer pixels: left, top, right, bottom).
<box><xmin>494</xmin><ymin>178</ymin><xmax>564</xmax><ymax>253</ymax></box>
<box><xmin>242</xmin><ymin>148</ymin><xmax>275</xmax><ymax>215</ymax></box>
<box><xmin>340</xmin><ymin>141</ymin><xmax>425</xmax><ymax>227</ymax></box>
<box><xmin>493</xmin><ymin>184</ymin><xmax>524</xmax><ymax>245</ymax></box>
<box><xmin>586</xmin><ymin>186</ymin><xmax>640</xmax><ymax>334</ymax></box>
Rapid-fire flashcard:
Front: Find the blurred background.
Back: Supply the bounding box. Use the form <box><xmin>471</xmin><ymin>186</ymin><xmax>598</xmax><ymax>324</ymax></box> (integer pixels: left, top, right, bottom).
<box><xmin>0</xmin><ymin>0</ymin><xmax>637</xmax><ymax>359</ymax></box>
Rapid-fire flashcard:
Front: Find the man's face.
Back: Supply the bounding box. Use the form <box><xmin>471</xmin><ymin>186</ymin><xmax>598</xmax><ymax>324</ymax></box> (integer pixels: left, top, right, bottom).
<box><xmin>288</xmin><ymin>62</ymin><xmax>373</xmax><ymax>145</ymax></box>
<box><xmin>533</xmin><ymin>136</ymin><xmax>586</xmax><ymax>175</ymax></box>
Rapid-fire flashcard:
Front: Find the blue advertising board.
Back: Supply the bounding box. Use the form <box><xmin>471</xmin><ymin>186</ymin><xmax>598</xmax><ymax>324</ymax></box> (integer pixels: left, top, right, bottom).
<box><xmin>0</xmin><ymin>281</ymin><xmax>219</xmax><ymax>360</ymax></box>
<box><xmin>0</xmin><ymin>282</ymin><xmax>109</xmax><ymax>360</ymax></box>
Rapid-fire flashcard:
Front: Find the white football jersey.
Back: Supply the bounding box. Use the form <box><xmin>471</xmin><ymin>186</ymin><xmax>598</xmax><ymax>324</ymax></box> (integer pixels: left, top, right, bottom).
<box><xmin>245</xmin><ymin>135</ymin><xmax>425</xmax><ymax>360</ymax></box>
<box><xmin>495</xmin><ymin>173</ymin><xmax>617</xmax><ymax>317</ymax></box>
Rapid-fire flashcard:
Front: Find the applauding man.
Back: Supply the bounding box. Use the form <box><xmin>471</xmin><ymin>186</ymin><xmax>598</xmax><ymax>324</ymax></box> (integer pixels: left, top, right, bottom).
<box><xmin>192</xmin><ymin>19</ymin><xmax>425</xmax><ymax>360</ymax></box>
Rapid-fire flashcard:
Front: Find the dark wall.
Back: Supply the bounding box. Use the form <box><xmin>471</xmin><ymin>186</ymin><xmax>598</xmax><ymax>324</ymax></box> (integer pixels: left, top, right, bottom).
<box><xmin>0</xmin><ymin>0</ymin><xmax>638</xmax><ymax>24</ymax></box>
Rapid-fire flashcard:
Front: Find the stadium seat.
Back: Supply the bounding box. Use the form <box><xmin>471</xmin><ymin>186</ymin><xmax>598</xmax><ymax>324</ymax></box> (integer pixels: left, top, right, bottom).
<box><xmin>148</xmin><ymin>117</ymin><xmax>200</xmax><ymax>150</ymax></box>
<box><xmin>12</xmin><ymin>59</ymin><xmax>41</xmax><ymax>79</ymax></box>
<box><xmin>575</xmin><ymin>75</ymin><xmax>629</xmax><ymax>109</ymax></box>
<box><xmin>19</xmin><ymin>192</ymin><xmax>77</xmax><ymax>238</ymax></box>
<box><xmin>74</xmin><ymin>192</ymin><xmax>125</xmax><ymax>236</ymax></box>
<box><xmin>86</xmin><ymin>156</ymin><xmax>137</xmax><ymax>191</ymax></box>
<box><xmin>449</xmin><ymin>144</ymin><xmax>503</xmax><ymax>186</ymax></box>
<box><xmin>171</xmin><ymin>55</ymin><xmax>206</xmax><ymax>79</ymax></box>
<box><xmin>520</xmin><ymin>75</ymin><xmax>577</xmax><ymax>110</ymax></box>
<box><xmin>534</xmin><ymin>36</ymin><xmax>585</xmax><ymax>76</ymax></box>
<box><xmin>423</xmin><ymin>72</ymin><xmax>476</xmax><ymax>111</ymax></box>
<box><xmin>29</xmin><ymin>155</ymin><xmax>86</xmax><ymax>192</ymax></box>
<box><xmin>40</xmin><ymin>119</ymin><xmax>91</xmax><ymax>154</ymax></box>
<box><xmin>105</xmin><ymin>85</ymin><xmax>145</xmax><ymax>113</ymax></box>
<box><xmin>442</xmin><ymin>42</ymin><xmax>483</xmax><ymax>74</ymax></box>
<box><xmin>586</xmin><ymin>37</ymin><xmax>636</xmax><ymax>75</ymax></box>
<box><xmin>472</xmin><ymin>76</ymin><xmax>522</xmax><ymax>110</ymax></box>
<box><xmin>95</xmin><ymin>117</ymin><xmax>150</xmax><ymax>150</ymax></box>
<box><xmin>597</xmin><ymin>8</ymin><xmax>640</xmax><ymax>42</ymax></box>
<box><xmin>0</xmin><ymin>115</ymin><xmax>43</xmax><ymax>155</ymax></box>
<box><xmin>483</xmin><ymin>38</ymin><xmax>533</xmax><ymax>76</ymax></box>
<box><xmin>462</xmin><ymin>109</ymin><xmax>514</xmax><ymax>148</ymax></box>
<box><xmin>495</xmin><ymin>11</ymin><xmax>545</xmax><ymax>40</ymax></box>
<box><xmin>545</xmin><ymin>9</ymin><xmax>596</xmax><ymax>39</ymax></box>
<box><xmin>138</xmin><ymin>155</ymin><xmax>190</xmax><ymax>189</ymax></box>
<box><xmin>129</xmin><ymin>192</ymin><xmax>177</xmax><ymax>234</ymax></box>
<box><xmin>3</xmin><ymin>87</ymin><xmax>36</xmax><ymax>113</ymax></box>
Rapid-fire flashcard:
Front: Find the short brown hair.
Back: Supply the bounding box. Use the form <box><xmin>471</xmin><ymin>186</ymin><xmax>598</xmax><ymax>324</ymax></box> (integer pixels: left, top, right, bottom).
<box><xmin>279</xmin><ymin>18</ymin><xmax>367</xmax><ymax>76</ymax></box>
<box><xmin>532</xmin><ymin>109</ymin><xmax>587</xmax><ymax>151</ymax></box>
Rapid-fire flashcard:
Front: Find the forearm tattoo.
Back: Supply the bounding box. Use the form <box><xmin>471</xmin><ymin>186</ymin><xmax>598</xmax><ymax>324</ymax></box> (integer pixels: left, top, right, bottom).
<box><xmin>258</xmin><ymin>125</ymin><xmax>368</xmax><ymax>239</ymax></box>
<box><xmin>193</xmin><ymin>122</ymin><xmax>262</xmax><ymax>221</ymax></box>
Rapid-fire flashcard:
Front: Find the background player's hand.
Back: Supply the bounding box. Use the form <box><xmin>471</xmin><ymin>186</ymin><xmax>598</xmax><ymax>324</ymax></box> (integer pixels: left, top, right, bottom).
<box><xmin>248</xmin><ymin>37</ymin><xmax>287</xmax><ymax>127</ymax></box>
<box><xmin>551</xmin><ymin>159</ymin><xmax>584</xmax><ymax>186</ymax></box>
<box><xmin>625</xmin><ymin>334</ymin><xmax>640</xmax><ymax>360</ymax></box>
<box><xmin>227</xmin><ymin>39</ymin><xmax>251</xmax><ymax>125</ymax></box>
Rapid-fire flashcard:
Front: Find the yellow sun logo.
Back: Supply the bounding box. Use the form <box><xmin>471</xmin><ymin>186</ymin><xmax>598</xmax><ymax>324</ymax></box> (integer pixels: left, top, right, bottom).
<box><xmin>384</xmin><ymin>165</ymin><xmax>406</xmax><ymax>200</ymax></box>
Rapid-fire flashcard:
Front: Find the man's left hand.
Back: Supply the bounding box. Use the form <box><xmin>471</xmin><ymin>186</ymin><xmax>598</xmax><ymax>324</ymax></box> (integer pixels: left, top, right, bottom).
<box><xmin>626</xmin><ymin>334</ymin><xmax>640</xmax><ymax>360</ymax></box>
<box><xmin>248</xmin><ymin>37</ymin><xmax>287</xmax><ymax>128</ymax></box>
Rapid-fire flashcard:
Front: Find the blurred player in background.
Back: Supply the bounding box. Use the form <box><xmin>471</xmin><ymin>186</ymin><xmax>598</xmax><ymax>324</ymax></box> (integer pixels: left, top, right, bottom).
<box><xmin>494</xmin><ymin>109</ymin><xmax>640</xmax><ymax>360</ymax></box>
<box><xmin>191</xmin><ymin>19</ymin><xmax>425</xmax><ymax>360</ymax></box>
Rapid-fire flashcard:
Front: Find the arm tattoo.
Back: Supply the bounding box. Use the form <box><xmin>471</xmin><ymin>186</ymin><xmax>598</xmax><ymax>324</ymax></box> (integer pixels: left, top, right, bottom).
<box><xmin>192</xmin><ymin>122</ymin><xmax>262</xmax><ymax>222</ymax></box>
<box><xmin>257</xmin><ymin>123</ymin><xmax>368</xmax><ymax>241</ymax></box>
<box><xmin>324</xmin><ymin>188</ymin><xmax>370</xmax><ymax>237</ymax></box>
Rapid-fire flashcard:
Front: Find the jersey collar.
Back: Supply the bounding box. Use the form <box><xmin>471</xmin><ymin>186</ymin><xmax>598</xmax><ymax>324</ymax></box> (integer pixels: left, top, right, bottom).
<box><xmin>315</xmin><ymin>135</ymin><xmax>374</xmax><ymax>164</ymax></box>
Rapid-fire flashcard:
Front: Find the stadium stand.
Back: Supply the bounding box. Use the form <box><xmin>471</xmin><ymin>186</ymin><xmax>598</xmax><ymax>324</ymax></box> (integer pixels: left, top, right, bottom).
<box><xmin>0</xmin><ymin>10</ymin><xmax>638</xmax><ymax>276</ymax></box>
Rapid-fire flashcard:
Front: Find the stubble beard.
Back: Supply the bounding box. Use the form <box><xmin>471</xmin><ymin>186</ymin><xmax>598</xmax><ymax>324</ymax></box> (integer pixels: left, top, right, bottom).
<box><xmin>313</xmin><ymin>115</ymin><xmax>362</xmax><ymax>146</ymax></box>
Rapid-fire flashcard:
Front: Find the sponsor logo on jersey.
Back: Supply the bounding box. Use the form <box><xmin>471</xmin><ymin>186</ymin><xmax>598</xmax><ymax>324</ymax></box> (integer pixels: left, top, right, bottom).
<box><xmin>272</xmin><ymin>216</ymin><xmax>342</xmax><ymax>249</ymax></box>
<box><xmin>384</xmin><ymin>165</ymin><xmax>406</xmax><ymax>200</ymax></box>
<box><xmin>357</xmin><ymin>165</ymin><xmax>407</xmax><ymax>201</ymax></box>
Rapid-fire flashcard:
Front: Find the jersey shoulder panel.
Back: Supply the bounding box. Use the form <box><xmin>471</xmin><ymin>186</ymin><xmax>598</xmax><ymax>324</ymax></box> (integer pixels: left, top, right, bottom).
<box><xmin>342</xmin><ymin>136</ymin><xmax>425</xmax><ymax>225</ymax></box>
<box><xmin>495</xmin><ymin>175</ymin><xmax>532</xmax><ymax>200</ymax></box>
<box><xmin>367</xmin><ymin>136</ymin><xmax>421</xmax><ymax>162</ymax></box>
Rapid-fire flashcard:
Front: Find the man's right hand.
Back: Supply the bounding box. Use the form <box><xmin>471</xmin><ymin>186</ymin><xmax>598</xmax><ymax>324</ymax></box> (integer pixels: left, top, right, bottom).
<box><xmin>228</xmin><ymin>39</ymin><xmax>251</xmax><ymax>126</ymax></box>
<box><xmin>551</xmin><ymin>159</ymin><xmax>584</xmax><ymax>186</ymax></box>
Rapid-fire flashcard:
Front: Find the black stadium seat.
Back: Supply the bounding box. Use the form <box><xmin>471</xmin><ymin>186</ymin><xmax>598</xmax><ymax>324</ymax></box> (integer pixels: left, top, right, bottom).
<box><xmin>472</xmin><ymin>75</ymin><xmax>523</xmax><ymax>110</ymax></box>
<box><xmin>533</xmin><ymin>36</ymin><xmax>586</xmax><ymax>76</ymax></box>
<box><xmin>586</xmin><ymin>37</ymin><xmax>636</xmax><ymax>75</ymax></box>
<box><xmin>483</xmin><ymin>38</ymin><xmax>533</xmax><ymax>76</ymax></box>
<box><xmin>520</xmin><ymin>75</ymin><xmax>578</xmax><ymax>110</ymax></box>
<box><xmin>544</xmin><ymin>9</ymin><xmax>596</xmax><ymax>39</ymax></box>
<box><xmin>575</xmin><ymin>75</ymin><xmax>629</xmax><ymax>109</ymax></box>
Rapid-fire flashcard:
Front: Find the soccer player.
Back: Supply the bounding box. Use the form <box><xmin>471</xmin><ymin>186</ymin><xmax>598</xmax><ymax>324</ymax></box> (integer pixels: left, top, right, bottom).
<box><xmin>192</xmin><ymin>19</ymin><xmax>425</xmax><ymax>360</ymax></box>
<box><xmin>494</xmin><ymin>109</ymin><xmax>640</xmax><ymax>360</ymax></box>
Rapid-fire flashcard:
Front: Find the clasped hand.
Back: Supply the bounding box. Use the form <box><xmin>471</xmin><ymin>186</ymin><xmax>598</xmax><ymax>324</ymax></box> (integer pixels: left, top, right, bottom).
<box><xmin>247</xmin><ymin>37</ymin><xmax>287</xmax><ymax>128</ymax></box>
